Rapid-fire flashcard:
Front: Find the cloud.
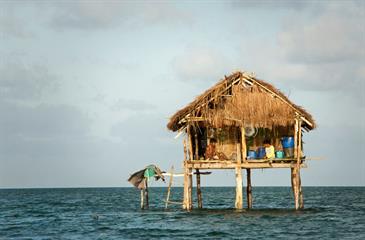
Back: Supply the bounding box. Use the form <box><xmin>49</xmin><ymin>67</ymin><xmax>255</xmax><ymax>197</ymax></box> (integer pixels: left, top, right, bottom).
<box><xmin>0</xmin><ymin>61</ymin><xmax>58</xmax><ymax>102</ymax></box>
<box><xmin>0</xmin><ymin>102</ymin><xmax>90</xmax><ymax>140</ymax></box>
<box><xmin>110</xmin><ymin>113</ymin><xmax>169</xmax><ymax>142</ymax></box>
<box><xmin>0</xmin><ymin>2</ymin><xmax>34</xmax><ymax>39</ymax></box>
<box><xmin>47</xmin><ymin>1</ymin><xmax>192</xmax><ymax>31</ymax></box>
<box><xmin>273</xmin><ymin>2</ymin><xmax>365</xmax><ymax>95</ymax></box>
<box><xmin>172</xmin><ymin>46</ymin><xmax>235</xmax><ymax>84</ymax></box>
<box><xmin>231</xmin><ymin>0</ymin><xmax>314</xmax><ymax>11</ymax></box>
<box><xmin>278</xmin><ymin>3</ymin><xmax>364</xmax><ymax>64</ymax></box>
<box><xmin>111</xmin><ymin>98</ymin><xmax>156</xmax><ymax>112</ymax></box>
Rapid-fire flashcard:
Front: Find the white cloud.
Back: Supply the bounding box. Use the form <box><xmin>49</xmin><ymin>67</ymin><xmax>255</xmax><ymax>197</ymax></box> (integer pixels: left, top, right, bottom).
<box><xmin>273</xmin><ymin>2</ymin><xmax>365</xmax><ymax>95</ymax></box>
<box><xmin>278</xmin><ymin>3</ymin><xmax>364</xmax><ymax>64</ymax></box>
<box><xmin>0</xmin><ymin>61</ymin><xmax>58</xmax><ymax>102</ymax></box>
<box><xmin>111</xmin><ymin>98</ymin><xmax>156</xmax><ymax>112</ymax></box>
<box><xmin>172</xmin><ymin>46</ymin><xmax>235</xmax><ymax>83</ymax></box>
<box><xmin>47</xmin><ymin>1</ymin><xmax>192</xmax><ymax>31</ymax></box>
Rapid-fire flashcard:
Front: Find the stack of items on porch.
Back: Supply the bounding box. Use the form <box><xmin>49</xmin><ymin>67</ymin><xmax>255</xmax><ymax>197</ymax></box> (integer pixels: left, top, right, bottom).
<box><xmin>246</xmin><ymin>137</ymin><xmax>295</xmax><ymax>160</ymax></box>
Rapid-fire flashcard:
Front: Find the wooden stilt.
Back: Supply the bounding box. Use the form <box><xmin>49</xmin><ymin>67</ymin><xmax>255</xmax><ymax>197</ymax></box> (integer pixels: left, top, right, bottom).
<box><xmin>296</xmin><ymin>118</ymin><xmax>304</xmax><ymax>209</ymax></box>
<box><xmin>183</xmin><ymin>165</ymin><xmax>189</xmax><ymax>209</ymax></box>
<box><xmin>246</xmin><ymin>169</ymin><xmax>252</xmax><ymax>209</ymax></box>
<box><xmin>183</xmin><ymin>138</ymin><xmax>189</xmax><ymax>210</ymax></box>
<box><xmin>194</xmin><ymin>133</ymin><xmax>199</xmax><ymax>160</ymax></box>
<box><xmin>140</xmin><ymin>189</ymin><xmax>144</xmax><ymax>209</ymax></box>
<box><xmin>298</xmin><ymin>170</ymin><xmax>304</xmax><ymax>209</ymax></box>
<box><xmin>188</xmin><ymin>167</ymin><xmax>193</xmax><ymax>210</ymax></box>
<box><xmin>144</xmin><ymin>179</ymin><xmax>149</xmax><ymax>209</ymax></box>
<box><xmin>291</xmin><ymin>167</ymin><xmax>299</xmax><ymax>210</ymax></box>
<box><xmin>235</xmin><ymin>143</ymin><xmax>243</xmax><ymax>209</ymax></box>
<box><xmin>294</xmin><ymin>119</ymin><xmax>298</xmax><ymax>158</ymax></box>
<box><xmin>165</xmin><ymin>166</ymin><xmax>174</xmax><ymax>209</ymax></box>
<box><xmin>187</xmin><ymin>126</ymin><xmax>194</xmax><ymax>161</ymax></box>
<box><xmin>196</xmin><ymin>169</ymin><xmax>202</xmax><ymax>208</ymax></box>
<box><xmin>241</xmin><ymin>127</ymin><xmax>247</xmax><ymax>163</ymax></box>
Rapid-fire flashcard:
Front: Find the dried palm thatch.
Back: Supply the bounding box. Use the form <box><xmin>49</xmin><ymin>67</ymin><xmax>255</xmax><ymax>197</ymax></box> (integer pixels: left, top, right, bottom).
<box><xmin>167</xmin><ymin>71</ymin><xmax>315</xmax><ymax>132</ymax></box>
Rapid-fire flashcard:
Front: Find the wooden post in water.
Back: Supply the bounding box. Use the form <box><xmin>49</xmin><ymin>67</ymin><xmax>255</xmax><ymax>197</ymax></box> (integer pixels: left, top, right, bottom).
<box><xmin>144</xmin><ymin>178</ymin><xmax>149</xmax><ymax>209</ymax></box>
<box><xmin>183</xmin><ymin>137</ymin><xmax>189</xmax><ymax>210</ymax></box>
<box><xmin>297</xmin><ymin>119</ymin><xmax>304</xmax><ymax>209</ymax></box>
<box><xmin>140</xmin><ymin>188</ymin><xmax>144</xmax><ymax>209</ymax></box>
<box><xmin>291</xmin><ymin>167</ymin><xmax>299</xmax><ymax>210</ymax></box>
<box><xmin>196</xmin><ymin>169</ymin><xmax>202</xmax><ymax>208</ymax></box>
<box><xmin>188</xmin><ymin>167</ymin><xmax>193</xmax><ymax>210</ymax></box>
<box><xmin>194</xmin><ymin>129</ymin><xmax>203</xmax><ymax>208</ymax></box>
<box><xmin>298</xmin><ymin>170</ymin><xmax>304</xmax><ymax>209</ymax></box>
<box><xmin>246</xmin><ymin>169</ymin><xmax>252</xmax><ymax>209</ymax></box>
<box><xmin>165</xmin><ymin>166</ymin><xmax>174</xmax><ymax>209</ymax></box>
<box><xmin>291</xmin><ymin>118</ymin><xmax>300</xmax><ymax>210</ymax></box>
<box><xmin>235</xmin><ymin>141</ymin><xmax>243</xmax><ymax>209</ymax></box>
<box><xmin>186</xmin><ymin>125</ymin><xmax>194</xmax><ymax>210</ymax></box>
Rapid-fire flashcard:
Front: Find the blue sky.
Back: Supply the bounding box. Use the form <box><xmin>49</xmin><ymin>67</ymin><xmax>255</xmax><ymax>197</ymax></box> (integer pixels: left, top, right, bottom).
<box><xmin>0</xmin><ymin>0</ymin><xmax>364</xmax><ymax>188</ymax></box>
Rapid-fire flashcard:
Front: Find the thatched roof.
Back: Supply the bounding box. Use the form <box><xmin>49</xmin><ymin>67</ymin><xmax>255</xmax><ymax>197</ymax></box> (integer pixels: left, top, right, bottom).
<box><xmin>167</xmin><ymin>71</ymin><xmax>316</xmax><ymax>132</ymax></box>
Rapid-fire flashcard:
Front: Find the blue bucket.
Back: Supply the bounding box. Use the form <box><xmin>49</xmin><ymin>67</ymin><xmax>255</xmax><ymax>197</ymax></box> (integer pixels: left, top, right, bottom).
<box><xmin>281</xmin><ymin>137</ymin><xmax>294</xmax><ymax>148</ymax></box>
<box><xmin>247</xmin><ymin>150</ymin><xmax>257</xmax><ymax>159</ymax></box>
<box><xmin>257</xmin><ymin>147</ymin><xmax>266</xmax><ymax>159</ymax></box>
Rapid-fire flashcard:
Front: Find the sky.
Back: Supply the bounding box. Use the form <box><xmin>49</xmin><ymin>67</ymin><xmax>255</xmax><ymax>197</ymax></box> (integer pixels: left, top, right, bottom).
<box><xmin>0</xmin><ymin>0</ymin><xmax>364</xmax><ymax>188</ymax></box>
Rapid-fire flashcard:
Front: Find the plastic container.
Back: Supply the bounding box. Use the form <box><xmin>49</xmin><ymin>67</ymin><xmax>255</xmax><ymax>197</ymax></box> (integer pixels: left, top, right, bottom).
<box><xmin>284</xmin><ymin>147</ymin><xmax>294</xmax><ymax>158</ymax></box>
<box><xmin>257</xmin><ymin>147</ymin><xmax>266</xmax><ymax>159</ymax></box>
<box><xmin>275</xmin><ymin>151</ymin><xmax>284</xmax><ymax>159</ymax></box>
<box><xmin>281</xmin><ymin>137</ymin><xmax>294</xmax><ymax>148</ymax></box>
<box><xmin>247</xmin><ymin>150</ymin><xmax>257</xmax><ymax>159</ymax></box>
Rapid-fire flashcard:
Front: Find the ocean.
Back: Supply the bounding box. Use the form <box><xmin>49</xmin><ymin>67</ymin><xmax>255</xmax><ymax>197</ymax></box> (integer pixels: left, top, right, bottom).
<box><xmin>0</xmin><ymin>187</ymin><xmax>364</xmax><ymax>239</ymax></box>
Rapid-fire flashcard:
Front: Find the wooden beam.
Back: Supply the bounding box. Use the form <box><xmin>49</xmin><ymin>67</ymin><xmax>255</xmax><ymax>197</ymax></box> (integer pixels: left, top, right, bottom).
<box><xmin>186</xmin><ymin>161</ymin><xmax>307</xmax><ymax>169</ymax></box>
<box><xmin>246</xmin><ymin>169</ymin><xmax>252</xmax><ymax>209</ymax></box>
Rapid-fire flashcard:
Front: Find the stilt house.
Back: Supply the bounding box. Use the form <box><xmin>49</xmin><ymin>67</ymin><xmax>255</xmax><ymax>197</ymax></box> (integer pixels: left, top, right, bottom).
<box><xmin>167</xmin><ymin>71</ymin><xmax>316</xmax><ymax>210</ymax></box>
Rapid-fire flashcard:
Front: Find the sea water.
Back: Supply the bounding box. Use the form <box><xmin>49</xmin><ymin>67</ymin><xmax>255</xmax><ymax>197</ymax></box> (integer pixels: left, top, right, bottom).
<box><xmin>0</xmin><ymin>187</ymin><xmax>364</xmax><ymax>239</ymax></box>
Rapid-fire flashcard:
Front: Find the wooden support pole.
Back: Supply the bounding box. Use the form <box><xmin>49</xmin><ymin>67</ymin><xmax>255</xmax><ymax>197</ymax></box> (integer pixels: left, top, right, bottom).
<box><xmin>187</xmin><ymin>125</ymin><xmax>194</xmax><ymax>161</ymax></box>
<box><xmin>183</xmin><ymin>164</ymin><xmax>189</xmax><ymax>210</ymax></box>
<box><xmin>291</xmin><ymin>167</ymin><xmax>299</xmax><ymax>210</ymax></box>
<box><xmin>296</xmin><ymin>118</ymin><xmax>304</xmax><ymax>209</ymax></box>
<box><xmin>140</xmin><ymin>189</ymin><xmax>144</xmax><ymax>209</ymax></box>
<box><xmin>188</xmin><ymin>167</ymin><xmax>193</xmax><ymax>210</ymax></box>
<box><xmin>194</xmin><ymin>132</ymin><xmax>199</xmax><ymax>160</ymax></box>
<box><xmin>196</xmin><ymin>169</ymin><xmax>202</xmax><ymax>208</ymax></box>
<box><xmin>144</xmin><ymin>179</ymin><xmax>149</xmax><ymax>209</ymax></box>
<box><xmin>165</xmin><ymin>166</ymin><xmax>174</xmax><ymax>209</ymax></box>
<box><xmin>183</xmin><ymin>139</ymin><xmax>189</xmax><ymax>210</ymax></box>
<box><xmin>298</xmin><ymin>170</ymin><xmax>304</xmax><ymax>209</ymax></box>
<box><xmin>294</xmin><ymin>118</ymin><xmax>298</xmax><ymax>158</ymax></box>
<box><xmin>296</xmin><ymin>119</ymin><xmax>302</xmax><ymax>168</ymax></box>
<box><xmin>235</xmin><ymin>143</ymin><xmax>243</xmax><ymax>209</ymax></box>
<box><xmin>241</xmin><ymin>127</ymin><xmax>247</xmax><ymax>163</ymax></box>
<box><xmin>246</xmin><ymin>169</ymin><xmax>252</xmax><ymax>209</ymax></box>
